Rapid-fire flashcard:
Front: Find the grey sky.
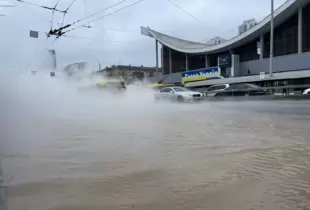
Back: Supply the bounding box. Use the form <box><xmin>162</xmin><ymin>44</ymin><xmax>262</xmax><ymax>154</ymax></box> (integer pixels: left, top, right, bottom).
<box><xmin>0</xmin><ymin>0</ymin><xmax>286</xmax><ymax>70</ymax></box>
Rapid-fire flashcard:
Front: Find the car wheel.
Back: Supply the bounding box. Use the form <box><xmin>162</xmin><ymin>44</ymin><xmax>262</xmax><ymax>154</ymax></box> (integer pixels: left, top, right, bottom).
<box><xmin>177</xmin><ymin>95</ymin><xmax>184</xmax><ymax>102</ymax></box>
<box><xmin>154</xmin><ymin>96</ymin><xmax>160</xmax><ymax>102</ymax></box>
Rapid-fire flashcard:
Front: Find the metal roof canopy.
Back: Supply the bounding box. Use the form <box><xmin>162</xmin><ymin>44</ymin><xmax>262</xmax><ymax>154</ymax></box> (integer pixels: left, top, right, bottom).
<box><xmin>141</xmin><ymin>0</ymin><xmax>310</xmax><ymax>54</ymax></box>
<box><xmin>185</xmin><ymin>69</ymin><xmax>310</xmax><ymax>88</ymax></box>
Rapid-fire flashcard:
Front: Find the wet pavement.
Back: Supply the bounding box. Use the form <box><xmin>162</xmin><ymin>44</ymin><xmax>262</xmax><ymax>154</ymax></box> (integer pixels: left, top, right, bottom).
<box><xmin>1</xmin><ymin>74</ymin><xmax>310</xmax><ymax>210</ymax></box>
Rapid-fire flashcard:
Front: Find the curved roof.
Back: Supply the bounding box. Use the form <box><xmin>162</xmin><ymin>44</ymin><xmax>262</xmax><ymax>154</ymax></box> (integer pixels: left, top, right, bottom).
<box><xmin>141</xmin><ymin>0</ymin><xmax>309</xmax><ymax>54</ymax></box>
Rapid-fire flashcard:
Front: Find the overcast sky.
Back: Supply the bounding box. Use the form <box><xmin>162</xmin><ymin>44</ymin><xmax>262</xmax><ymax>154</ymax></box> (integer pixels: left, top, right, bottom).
<box><xmin>0</xmin><ymin>0</ymin><xmax>286</xmax><ymax>70</ymax></box>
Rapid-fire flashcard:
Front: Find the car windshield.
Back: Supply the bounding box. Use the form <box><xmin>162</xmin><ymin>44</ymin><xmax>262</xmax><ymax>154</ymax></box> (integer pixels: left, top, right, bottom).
<box><xmin>246</xmin><ymin>84</ymin><xmax>261</xmax><ymax>88</ymax></box>
<box><xmin>173</xmin><ymin>87</ymin><xmax>189</xmax><ymax>92</ymax></box>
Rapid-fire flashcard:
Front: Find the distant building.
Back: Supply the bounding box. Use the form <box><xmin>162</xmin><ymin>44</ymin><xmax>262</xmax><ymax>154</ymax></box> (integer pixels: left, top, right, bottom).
<box><xmin>141</xmin><ymin>0</ymin><xmax>310</xmax><ymax>81</ymax></box>
<box><xmin>238</xmin><ymin>19</ymin><xmax>257</xmax><ymax>35</ymax></box>
<box><xmin>64</xmin><ymin>62</ymin><xmax>89</xmax><ymax>76</ymax></box>
<box><xmin>99</xmin><ymin>65</ymin><xmax>161</xmax><ymax>81</ymax></box>
<box><xmin>205</xmin><ymin>36</ymin><xmax>226</xmax><ymax>46</ymax></box>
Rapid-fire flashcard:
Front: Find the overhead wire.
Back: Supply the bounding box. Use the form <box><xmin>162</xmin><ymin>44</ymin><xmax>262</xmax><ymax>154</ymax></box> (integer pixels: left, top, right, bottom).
<box><xmin>16</xmin><ymin>0</ymin><xmax>139</xmax><ymax>40</ymax></box>
<box><xmin>17</xmin><ymin>0</ymin><xmax>143</xmax><ymax>42</ymax></box>
<box><xmin>62</xmin><ymin>34</ymin><xmax>91</xmax><ymax>40</ymax></box>
<box><xmin>66</xmin><ymin>0</ymin><xmax>145</xmax><ymax>34</ymax></box>
<box><xmin>69</xmin><ymin>0</ymin><xmax>129</xmax><ymax>26</ymax></box>
<box><xmin>15</xmin><ymin>0</ymin><xmax>65</xmax><ymax>13</ymax></box>
<box><xmin>35</xmin><ymin>38</ymin><xmax>59</xmax><ymax>70</ymax></box>
<box><xmin>166</xmin><ymin>0</ymin><xmax>213</xmax><ymax>29</ymax></box>
<box><xmin>165</xmin><ymin>0</ymin><xmax>239</xmax><ymax>45</ymax></box>
<box><xmin>82</xmin><ymin>0</ymin><xmax>91</xmax><ymax>27</ymax></box>
<box><xmin>24</xmin><ymin>37</ymin><xmax>58</xmax><ymax>71</ymax></box>
<box><xmin>59</xmin><ymin>0</ymin><xmax>78</xmax><ymax>27</ymax></box>
<box><xmin>51</xmin><ymin>0</ymin><xmax>62</xmax><ymax>29</ymax></box>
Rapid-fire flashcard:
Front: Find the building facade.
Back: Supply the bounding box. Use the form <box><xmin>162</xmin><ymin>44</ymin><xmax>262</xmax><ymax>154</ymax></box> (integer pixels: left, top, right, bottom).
<box><xmin>205</xmin><ymin>36</ymin><xmax>227</xmax><ymax>45</ymax></box>
<box><xmin>101</xmin><ymin>65</ymin><xmax>161</xmax><ymax>81</ymax></box>
<box><xmin>141</xmin><ymin>0</ymin><xmax>310</xmax><ymax>81</ymax></box>
<box><xmin>238</xmin><ymin>19</ymin><xmax>258</xmax><ymax>35</ymax></box>
<box><xmin>64</xmin><ymin>62</ymin><xmax>89</xmax><ymax>76</ymax></box>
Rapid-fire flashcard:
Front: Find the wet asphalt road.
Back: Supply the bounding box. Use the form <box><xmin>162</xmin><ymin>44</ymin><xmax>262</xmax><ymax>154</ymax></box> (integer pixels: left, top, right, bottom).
<box><xmin>1</xmin><ymin>74</ymin><xmax>310</xmax><ymax>210</ymax></box>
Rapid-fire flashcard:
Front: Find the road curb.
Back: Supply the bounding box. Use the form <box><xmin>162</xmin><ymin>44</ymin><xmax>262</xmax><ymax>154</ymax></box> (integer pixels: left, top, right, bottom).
<box><xmin>205</xmin><ymin>95</ymin><xmax>310</xmax><ymax>101</ymax></box>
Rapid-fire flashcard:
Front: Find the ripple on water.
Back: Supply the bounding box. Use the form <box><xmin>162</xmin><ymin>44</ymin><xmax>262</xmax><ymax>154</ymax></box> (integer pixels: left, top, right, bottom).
<box><xmin>2</xmin><ymin>81</ymin><xmax>310</xmax><ymax>210</ymax></box>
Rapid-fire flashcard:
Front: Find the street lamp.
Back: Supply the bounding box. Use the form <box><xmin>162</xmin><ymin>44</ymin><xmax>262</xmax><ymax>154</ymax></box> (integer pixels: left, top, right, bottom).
<box><xmin>269</xmin><ymin>0</ymin><xmax>274</xmax><ymax>77</ymax></box>
<box><xmin>86</xmin><ymin>54</ymin><xmax>101</xmax><ymax>72</ymax></box>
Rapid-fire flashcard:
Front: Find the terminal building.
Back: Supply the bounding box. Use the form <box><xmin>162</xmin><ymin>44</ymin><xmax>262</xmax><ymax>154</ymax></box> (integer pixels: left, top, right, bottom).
<box><xmin>141</xmin><ymin>0</ymin><xmax>310</xmax><ymax>88</ymax></box>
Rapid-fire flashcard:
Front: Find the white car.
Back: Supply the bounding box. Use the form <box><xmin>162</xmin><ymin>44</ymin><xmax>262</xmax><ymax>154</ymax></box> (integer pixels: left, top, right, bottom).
<box><xmin>205</xmin><ymin>84</ymin><xmax>230</xmax><ymax>97</ymax></box>
<box><xmin>155</xmin><ymin>87</ymin><xmax>204</xmax><ymax>102</ymax></box>
<box><xmin>302</xmin><ymin>88</ymin><xmax>310</xmax><ymax>95</ymax></box>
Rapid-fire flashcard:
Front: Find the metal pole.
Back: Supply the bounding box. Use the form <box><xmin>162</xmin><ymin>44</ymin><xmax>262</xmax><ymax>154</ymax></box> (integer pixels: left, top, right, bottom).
<box><xmin>87</xmin><ymin>54</ymin><xmax>101</xmax><ymax>72</ymax></box>
<box><xmin>155</xmin><ymin>40</ymin><xmax>159</xmax><ymax>76</ymax></box>
<box><xmin>269</xmin><ymin>0</ymin><xmax>274</xmax><ymax>77</ymax></box>
<box><xmin>95</xmin><ymin>59</ymin><xmax>101</xmax><ymax>71</ymax></box>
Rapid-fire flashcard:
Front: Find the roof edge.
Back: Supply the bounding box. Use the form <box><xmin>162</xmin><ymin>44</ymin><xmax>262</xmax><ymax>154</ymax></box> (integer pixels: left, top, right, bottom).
<box><xmin>141</xmin><ymin>0</ymin><xmax>308</xmax><ymax>54</ymax></box>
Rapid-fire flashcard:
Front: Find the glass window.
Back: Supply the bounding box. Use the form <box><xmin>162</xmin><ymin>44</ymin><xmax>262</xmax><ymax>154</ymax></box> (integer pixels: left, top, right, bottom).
<box><xmin>245</xmin><ymin>84</ymin><xmax>261</xmax><ymax>88</ymax></box>
<box><xmin>303</xmin><ymin>3</ymin><xmax>310</xmax><ymax>52</ymax></box>
<box><xmin>173</xmin><ymin>87</ymin><xmax>188</xmax><ymax>92</ymax></box>
<box><xmin>160</xmin><ymin>88</ymin><xmax>172</xmax><ymax>93</ymax></box>
<box><xmin>264</xmin><ymin>13</ymin><xmax>298</xmax><ymax>58</ymax></box>
<box><xmin>227</xmin><ymin>84</ymin><xmax>238</xmax><ymax>90</ymax></box>
<box><xmin>207</xmin><ymin>85</ymin><xmax>227</xmax><ymax>91</ymax></box>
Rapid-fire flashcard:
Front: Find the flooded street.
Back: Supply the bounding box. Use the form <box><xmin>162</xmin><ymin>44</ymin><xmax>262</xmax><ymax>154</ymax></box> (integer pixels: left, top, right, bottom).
<box><xmin>1</xmin><ymin>74</ymin><xmax>310</xmax><ymax>210</ymax></box>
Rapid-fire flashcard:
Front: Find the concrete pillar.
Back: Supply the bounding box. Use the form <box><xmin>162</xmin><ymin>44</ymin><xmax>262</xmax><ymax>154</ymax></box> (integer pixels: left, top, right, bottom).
<box><xmin>155</xmin><ymin>40</ymin><xmax>159</xmax><ymax>76</ymax></box>
<box><xmin>298</xmin><ymin>6</ymin><xmax>303</xmax><ymax>53</ymax></box>
<box><xmin>217</xmin><ymin>57</ymin><xmax>221</xmax><ymax>76</ymax></box>
<box><xmin>169</xmin><ymin>48</ymin><xmax>172</xmax><ymax>74</ymax></box>
<box><xmin>260</xmin><ymin>35</ymin><xmax>264</xmax><ymax>59</ymax></box>
<box><xmin>231</xmin><ymin>54</ymin><xmax>240</xmax><ymax>77</ymax></box>
<box><xmin>185</xmin><ymin>53</ymin><xmax>189</xmax><ymax>71</ymax></box>
<box><xmin>161</xmin><ymin>45</ymin><xmax>164</xmax><ymax>74</ymax></box>
<box><xmin>205</xmin><ymin>55</ymin><xmax>209</xmax><ymax>68</ymax></box>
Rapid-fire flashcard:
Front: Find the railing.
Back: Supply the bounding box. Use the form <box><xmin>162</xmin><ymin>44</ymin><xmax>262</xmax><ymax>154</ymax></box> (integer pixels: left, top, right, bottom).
<box><xmin>203</xmin><ymin>85</ymin><xmax>310</xmax><ymax>100</ymax></box>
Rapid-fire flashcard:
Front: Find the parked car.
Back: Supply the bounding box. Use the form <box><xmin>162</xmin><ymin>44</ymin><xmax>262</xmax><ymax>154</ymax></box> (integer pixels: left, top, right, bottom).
<box><xmin>205</xmin><ymin>84</ymin><xmax>230</xmax><ymax>97</ymax></box>
<box><xmin>207</xmin><ymin>76</ymin><xmax>225</xmax><ymax>80</ymax></box>
<box><xmin>154</xmin><ymin>87</ymin><xmax>204</xmax><ymax>102</ymax></box>
<box><xmin>214</xmin><ymin>83</ymin><xmax>271</xmax><ymax>97</ymax></box>
<box><xmin>302</xmin><ymin>88</ymin><xmax>310</xmax><ymax>95</ymax></box>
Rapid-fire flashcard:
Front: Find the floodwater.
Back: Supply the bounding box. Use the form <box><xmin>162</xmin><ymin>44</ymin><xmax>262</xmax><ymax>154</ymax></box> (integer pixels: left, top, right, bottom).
<box><xmin>1</xmin><ymin>72</ymin><xmax>310</xmax><ymax>210</ymax></box>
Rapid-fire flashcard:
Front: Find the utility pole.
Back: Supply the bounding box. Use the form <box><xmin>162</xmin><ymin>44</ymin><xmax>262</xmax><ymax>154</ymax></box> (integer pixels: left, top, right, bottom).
<box><xmin>269</xmin><ymin>0</ymin><xmax>274</xmax><ymax>77</ymax></box>
<box><xmin>155</xmin><ymin>40</ymin><xmax>159</xmax><ymax>76</ymax></box>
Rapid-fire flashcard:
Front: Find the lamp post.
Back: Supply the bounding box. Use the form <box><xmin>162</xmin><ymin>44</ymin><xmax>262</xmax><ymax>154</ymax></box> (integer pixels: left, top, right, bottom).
<box><xmin>269</xmin><ymin>0</ymin><xmax>274</xmax><ymax>77</ymax></box>
<box><xmin>85</xmin><ymin>54</ymin><xmax>101</xmax><ymax>73</ymax></box>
